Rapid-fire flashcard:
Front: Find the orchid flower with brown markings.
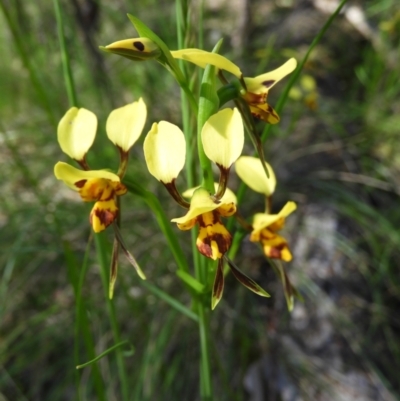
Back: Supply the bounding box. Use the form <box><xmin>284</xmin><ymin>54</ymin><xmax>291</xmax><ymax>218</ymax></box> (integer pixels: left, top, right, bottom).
<box><xmin>171</xmin><ymin>49</ymin><xmax>297</xmax><ymax>123</ymax></box>
<box><xmin>235</xmin><ymin>156</ymin><xmax>296</xmax><ymax>261</ymax></box>
<box><xmin>144</xmin><ymin>108</ymin><xmax>243</xmax><ymax>260</ymax></box>
<box><xmin>144</xmin><ymin>109</ymin><xmax>270</xmax><ymax>309</ymax></box>
<box><xmin>54</xmin><ymin>100</ymin><xmax>148</xmax><ymax>294</ymax></box>
<box><xmin>55</xmin><ymin>99</ymin><xmax>147</xmax><ymax>232</ymax></box>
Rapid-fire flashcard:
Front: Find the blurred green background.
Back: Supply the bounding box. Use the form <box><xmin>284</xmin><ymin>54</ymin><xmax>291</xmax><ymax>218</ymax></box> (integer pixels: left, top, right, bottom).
<box><xmin>1</xmin><ymin>0</ymin><xmax>400</xmax><ymax>400</ymax></box>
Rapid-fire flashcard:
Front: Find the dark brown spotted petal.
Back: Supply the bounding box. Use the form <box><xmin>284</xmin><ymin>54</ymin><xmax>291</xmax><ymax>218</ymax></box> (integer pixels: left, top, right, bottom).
<box><xmin>225</xmin><ymin>257</ymin><xmax>270</xmax><ymax>298</ymax></box>
<box><xmin>211</xmin><ymin>259</ymin><xmax>225</xmax><ymax>310</ymax></box>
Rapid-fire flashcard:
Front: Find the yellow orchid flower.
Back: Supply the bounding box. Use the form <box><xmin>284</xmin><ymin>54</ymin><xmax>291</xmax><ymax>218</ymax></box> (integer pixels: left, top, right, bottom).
<box><xmin>141</xmin><ymin>107</ymin><xmax>271</xmax><ymax>309</ymax></box>
<box><xmin>170</xmin><ymin>48</ymin><xmax>296</xmax><ymax>123</ymax></box>
<box><xmin>250</xmin><ymin>202</ymin><xmax>297</xmax><ymax>262</ymax></box>
<box><xmin>172</xmin><ymin>188</ymin><xmax>236</xmax><ymax>260</ymax></box>
<box><xmin>54</xmin><ymin>162</ymin><xmax>127</xmax><ymax>233</ymax></box>
<box><xmin>235</xmin><ymin>156</ymin><xmax>276</xmax><ymax>197</ymax></box>
<box><xmin>55</xmin><ymin>100</ymin><xmax>147</xmax><ymax>232</ymax></box>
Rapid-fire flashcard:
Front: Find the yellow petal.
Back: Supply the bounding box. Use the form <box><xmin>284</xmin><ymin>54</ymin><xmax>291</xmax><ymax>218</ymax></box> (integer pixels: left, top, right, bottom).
<box><xmin>79</xmin><ymin>178</ymin><xmax>126</xmax><ymax>202</ymax></box>
<box><xmin>196</xmin><ymin>213</ymin><xmax>232</xmax><ymax>260</ymax></box>
<box><xmin>235</xmin><ymin>156</ymin><xmax>276</xmax><ymax>196</ymax></box>
<box><xmin>171</xmin><ymin>188</ymin><xmax>221</xmax><ymax>224</ymax></box>
<box><xmin>54</xmin><ymin>162</ymin><xmax>120</xmax><ymax>191</ymax></box>
<box><xmin>182</xmin><ymin>183</ymin><xmax>237</xmax><ymax>204</ymax></box>
<box><xmin>217</xmin><ymin>202</ymin><xmax>236</xmax><ymax>217</ymax></box>
<box><xmin>176</xmin><ymin>218</ymin><xmax>197</xmax><ymax>231</ymax></box>
<box><xmin>106</xmin><ymin>98</ymin><xmax>147</xmax><ymax>152</ymax></box>
<box><xmin>248</xmin><ymin>103</ymin><xmax>280</xmax><ymax>124</ymax></box>
<box><xmin>105</xmin><ymin>38</ymin><xmax>161</xmax><ymax>60</ymax></box>
<box><xmin>57</xmin><ymin>107</ymin><xmax>97</xmax><ymax>160</ymax></box>
<box><xmin>143</xmin><ymin>121</ymin><xmax>186</xmax><ymax>183</ymax></box>
<box><xmin>201</xmin><ymin>108</ymin><xmax>244</xmax><ymax>168</ymax></box>
<box><xmin>244</xmin><ymin>58</ymin><xmax>297</xmax><ymax>94</ymax></box>
<box><xmin>90</xmin><ymin>199</ymin><xmax>118</xmax><ymax>233</ymax></box>
<box><xmin>257</xmin><ymin>230</ymin><xmax>293</xmax><ymax>262</ymax></box>
<box><xmin>252</xmin><ymin>201</ymin><xmax>297</xmax><ymax>233</ymax></box>
<box><xmin>171</xmin><ymin>49</ymin><xmax>242</xmax><ymax>78</ymax></box>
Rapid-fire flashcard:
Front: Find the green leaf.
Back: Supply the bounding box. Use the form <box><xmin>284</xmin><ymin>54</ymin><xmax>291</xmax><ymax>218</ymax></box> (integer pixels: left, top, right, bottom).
<box><xmin>141</xmin><ymin>281</ymin><xmax>198</xmax><ymax>322</ymax></box>
<box><xmin>211</xmin><ymin>259</ymin><xmax>225</xmax><ymax>310</ymax></box>
<box><xmin>225</xmin><ymin>257</ymin><xmax>270</xmax><ymax>297</ymax></box>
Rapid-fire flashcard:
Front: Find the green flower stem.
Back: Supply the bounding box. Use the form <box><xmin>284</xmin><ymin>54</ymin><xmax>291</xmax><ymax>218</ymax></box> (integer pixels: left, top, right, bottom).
<box><xmin>95</xmin><ymin>233</ymin><xmax>129</xmax><ymax>401</ymax></box>
<box><xmin>176</xmin><ymin>3</ymin><xmax>213</xmax><ymax>400</ymax></box>
<box><xmin>198</xmin><ymin>302</ymin><xmax>213</xmax><ymax>401</ymax></box>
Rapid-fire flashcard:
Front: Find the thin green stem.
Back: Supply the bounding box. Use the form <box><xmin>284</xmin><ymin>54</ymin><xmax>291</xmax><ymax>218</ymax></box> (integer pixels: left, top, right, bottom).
<box><xmin>197</xmin><ymin>303</ymin><xmax>213</xmax><ymax>401</ymax></box>
<box><xmin>176</xmin><ymin>1</ymin><xmax>213</xmax><ymax>400</ymax></box>
<box><xmin>53</xmin><ymin>0</ymin><xmax>78</xmax><ymax>107</ymax></box>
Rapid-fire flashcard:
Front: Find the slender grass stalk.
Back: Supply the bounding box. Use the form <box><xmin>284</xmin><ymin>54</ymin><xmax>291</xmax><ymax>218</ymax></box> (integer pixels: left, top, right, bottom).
<box><xmin>64</xmin><ymin>240</ymin><xmax>106</xmax><ymax>401</ymax></box>
<box><xmin>53</xmin><ymin>0</ymin><xmax>78</xmax><ymax>107</ymax></box>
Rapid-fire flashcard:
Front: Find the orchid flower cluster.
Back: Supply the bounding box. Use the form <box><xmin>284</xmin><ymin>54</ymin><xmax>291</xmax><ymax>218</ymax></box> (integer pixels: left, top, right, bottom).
<box><xmin>54</xmin><ymin>15</ymin><xmax>299</xmax><ymax>309</ymax></box>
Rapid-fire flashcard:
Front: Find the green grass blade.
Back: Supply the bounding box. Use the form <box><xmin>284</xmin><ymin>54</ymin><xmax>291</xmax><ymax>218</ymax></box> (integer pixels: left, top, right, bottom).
<box><xmin>76</xmin><ymin>341</ymin><xmax>134</xmax><ymax>370</ymax></box>
<box><xmin>53</xmin><ymin>0</ymin><xmax>78</xmax><ymax>107</ymax></box>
